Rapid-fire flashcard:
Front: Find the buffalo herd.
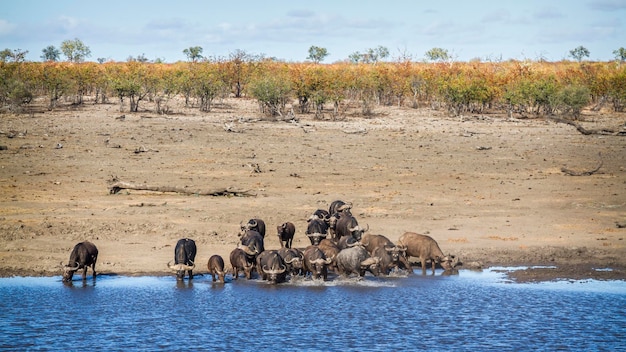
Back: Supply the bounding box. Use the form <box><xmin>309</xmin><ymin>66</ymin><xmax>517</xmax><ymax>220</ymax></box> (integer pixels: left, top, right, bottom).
<box><xmin>61</xmin><ymin>200</ymin><xmax>459</xmax><ymax>284</ymax></box>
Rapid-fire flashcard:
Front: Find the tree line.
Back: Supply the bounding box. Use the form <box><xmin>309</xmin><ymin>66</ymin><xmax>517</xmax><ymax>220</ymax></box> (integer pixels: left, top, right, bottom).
<box><xmin>1</xmin><ymin>53</ymin><xmax>625</xmax><ymax>119</ymax></box>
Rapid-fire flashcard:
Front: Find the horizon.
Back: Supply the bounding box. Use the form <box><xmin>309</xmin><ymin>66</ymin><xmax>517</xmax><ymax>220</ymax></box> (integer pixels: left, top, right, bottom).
<box><xmin>2</xmin><ymin>0</ymin><xmax>625</xmax><ymax>63</ymax></box>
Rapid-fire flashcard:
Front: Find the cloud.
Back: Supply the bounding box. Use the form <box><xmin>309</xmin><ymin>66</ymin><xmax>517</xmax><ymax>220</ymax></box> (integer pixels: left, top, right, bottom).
<box><xmin>533</xmin><ymin>7</ymin><xmax>565</xmax><ymax>19</ymax></box>
<box><xmin>287</xmin><ymin>9</ymin><xmax>315</xmax><ymax>18</ymax></box>
<box><xmin>482</xmin><ymin>9</ymin><xmax>511</xmax><ymax>23</ymax></box>
<box><xmin>0</xmin><ymin>19</ymin><xmax>16</xmax><ymax>35</ymax></box>
<box><xmin>587</xmin><ymin>0</ymin><xmax>626</xmax><ymax>11</ymax></box>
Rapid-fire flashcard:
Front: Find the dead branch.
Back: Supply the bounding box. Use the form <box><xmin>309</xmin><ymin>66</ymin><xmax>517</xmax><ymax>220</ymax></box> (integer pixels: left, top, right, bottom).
<box><xmin>549</xmin><ymin>117</ymin><xmax>625</xmax><ymax>136</ymax></box>
<box><xmin>108</xmin><ymin>181</ymin><xmax>256</xmax><ymax>197</ymax></box>
<box><xmin>561</xmin><ymin>153</ymin><xmax>603</xmax><ymax>176</ymax></box>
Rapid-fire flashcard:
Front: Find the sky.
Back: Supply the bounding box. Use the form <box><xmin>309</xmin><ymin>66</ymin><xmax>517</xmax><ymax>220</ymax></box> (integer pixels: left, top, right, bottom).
<box><xmin>1</xmin><ymin>0</ymin><xmax>625</xmax><ymax>63</ymax></box>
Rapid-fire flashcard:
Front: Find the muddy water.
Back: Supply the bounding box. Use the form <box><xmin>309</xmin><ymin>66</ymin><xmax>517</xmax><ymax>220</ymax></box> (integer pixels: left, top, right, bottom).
<box><xmin>1</xmin><ymin>269</ymin><xmax>625</xmax><ymax>351</ymax></box>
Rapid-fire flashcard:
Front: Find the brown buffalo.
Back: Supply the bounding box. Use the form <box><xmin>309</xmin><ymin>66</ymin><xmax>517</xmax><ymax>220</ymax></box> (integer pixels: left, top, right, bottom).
<box><xmin>229</xmin><ymin>248</ymin><xmax>254</xmax><ymax>280</ymax></box>
<box><xmin>398</xmin><ymin>232</ymin><xmax>459</xmax><ymax>275</ymax></box>
<box><xmin>207</xmin><ymin>254</ymin><xmax>226</xmax><ymax>283</ymax></box>
<box><xmin>277</xmin><ymin>222</ymin><xmax>296</xmax><ymax>248</ymax></box>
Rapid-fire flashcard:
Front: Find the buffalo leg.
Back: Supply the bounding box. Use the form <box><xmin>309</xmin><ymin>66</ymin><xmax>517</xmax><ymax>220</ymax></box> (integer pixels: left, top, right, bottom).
<box><xmin>91</xmin><ymin>263</ymin><xmax>97</xmax><ymax>279</ymax></box>
<box><xmin>188</xmin><ymin>270</ymin><xmax>193</xmax><ymax>280</ymax></box>
<box><xmin>421</xmin><ymin>259</ymin><xmax>427</xmax><ymax>275</ymax></box>
<box><xmin>82</xmin><ymin>267</ymin><xmax>88</xmax><ymax>280</ymax></box>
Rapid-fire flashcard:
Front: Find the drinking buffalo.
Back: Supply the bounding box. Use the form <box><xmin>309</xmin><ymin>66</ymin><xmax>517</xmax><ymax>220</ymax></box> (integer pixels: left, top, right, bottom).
<box><xmin>230</xmin><ymin>248</ymin><xmax>254</xmax><ymax>280</ymax></box>
<box><xmin>277</xmin><ymin>222</ymin><xmax>296</xmax><ymax>248</ymax></box>
<box><xmin>335</xmin><ymin>245</ymin><xmax>381</xmax><ymax>277</ymax></box>
<box><xmin>168</xmin><ymin>238</ymin><xmax>197</xmax><ymax>280</ymax></box>
<box><xmin>207</xmin><ymin>254</ymin><xmax>226</xmax><ymax>283</ymax></box>
<box><xmin>303</xmin><ymin>245</ymin><xmax>332</xmax><ymax>281</ymax></box>
<box><xmin>256</xmin><ymin>250</ymin><xmax>288</xmax><ymax>284</ymax></box>
<box><xmin>62</xmin><ymin>241</ymin><xmax>98</xmax><ymax>282</ymax></box>
<box><xmin>398</xmin><ymin>232</ymin><xmax>459</xmax><ymax>275</ymax></box>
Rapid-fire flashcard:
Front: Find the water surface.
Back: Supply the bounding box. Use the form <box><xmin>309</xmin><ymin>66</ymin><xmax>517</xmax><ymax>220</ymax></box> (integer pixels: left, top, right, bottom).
<box><xmin>1</xmin><ymin>269</ymin><xmax>624</xmax><ymax>351</ymax></box>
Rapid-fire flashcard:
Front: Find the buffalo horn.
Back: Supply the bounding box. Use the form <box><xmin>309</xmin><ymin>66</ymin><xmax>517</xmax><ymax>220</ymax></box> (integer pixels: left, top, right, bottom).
<box><xmin>263</xmin><ymin>265</ymin><xmax>286</xmax><ymax>274</ymax></box>
<box><xmin>240</xmin><ymin>245</ymin><xmax>257</xmax><ymax>256</ymax></box>
<box><xmin>167</xmin><ymin>261</ymin><xmax>195</xmax><ymax>271</ymax></box>
<box><xmin>64</xmin><ymin>261</ymin><xmax>80</xmax><ymax>271</ymax></box>
<box><xmin>284</xmin><ymin>257</ymin><xmax>300</xmax><ymax>264</ymax></box>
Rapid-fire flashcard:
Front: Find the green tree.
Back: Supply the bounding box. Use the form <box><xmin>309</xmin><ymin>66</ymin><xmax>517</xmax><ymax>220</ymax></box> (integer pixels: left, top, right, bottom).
<box><xmin>307</xmin><ymin>46</ymin><xmax>329</xmax><ymax>63</ymax></box>
<box><xmin>0</xmin><ymin>48</ymin><xmax>28</xmax><ymax>63</ymax></box>
<box><xmin>556</xmin><ymin>85</ymin><xmax>591</xmax><ymax>118</ymax></box>
<box><xmin>613</xmin><ymin>47</ymin><xmax>626</xmax><ymax>63</ymax></box>
<box><xmin>249</xmin><ymin>73</ymin><xmax>291</xmax><ymax>117</ymax></box>
<box><xmin>348</xmin><ymin>46</ymin><xmax>389</xmax><ymax>64</ymax></box>
<box><xmin>569</xmin><ymin>46</ymin><xmax>590</xmax><ymax>62</ymax></box>
<box><xmin>60</xmin><ymin>38</ymin><xmax>91</xmax><ymax>62</ymax></box>
<box><xmin>183</xmin><ymin>46</ymin><xmax>203</xmax><ymax>62</ymax></box>
<box><xmin>41</xmin><ymin>45</ymin><xmax>61</xmax><ymax>62</ymax></box>
<box><xmin>425</xmin><ymin>47</ymin><xmax>450</xmax><ymax>62</ymax></box>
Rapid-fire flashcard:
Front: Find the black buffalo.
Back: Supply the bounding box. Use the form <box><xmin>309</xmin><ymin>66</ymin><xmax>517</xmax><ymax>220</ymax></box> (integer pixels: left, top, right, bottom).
<box><xmin>62</xmin><ymin>241</ymin><xmax>98</xmax><ymax>282</ymax></box>
<box><xmin>278</xmin><ymin>247</ymin><xmax>304</xmax><ymax>277</ymax></box>
<box><xmin>168</xmin><ymin>238</ymin><xmax>197</xmax><ymax>280</ymax></box>
<box><xmin>241</xmin><ymin>218</ymin><xmax>266</xmax><ymax>238</ymax></box>
<box><xmin>277</xmin><ymin>222</ymin><xmax>296</xmax><ymax>248</ymax></box>
<box><xmin>335</xmin><ymin>213</ymin><xmax>368</xmax><ymax>241</ymax></box>
<box><xmin>256</xmin><ymin>250</ymin><xmax>288</xmax><ymax>284</ymax></box>
<box><xmin>239</xmin><ymin>229</ymin><xmax>265</xmax><ymax>262</ymax></box>
<box><xmin>303</xmin><ymin>245</ymin><xmax>332</xmax><ymax>281</ymax></box>
<box><xmin>305</xmin><ymin>218</ymin><xmax>328</xmax><ymax>245</ymax></box>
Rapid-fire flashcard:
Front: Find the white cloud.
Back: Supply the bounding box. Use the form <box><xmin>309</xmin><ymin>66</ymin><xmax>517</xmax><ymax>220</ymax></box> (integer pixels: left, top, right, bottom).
<box><xmin>0</xmin><ymin>19</ymin><xmax>16</xmax><ymax>35</ymax></box>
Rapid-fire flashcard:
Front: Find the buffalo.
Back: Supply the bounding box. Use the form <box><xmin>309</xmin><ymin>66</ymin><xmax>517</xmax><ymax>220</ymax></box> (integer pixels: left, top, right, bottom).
<box><xmin>317</xmin><ymin>238</ymin><xmax>340</xmax><ymax>272</ymax></box>
<box><xmin>278</xmin><ymin>247</ymin><xmax>304</xmax><ymax>277</ymax></box>
<box><xmin>207</xmin><ymin>254</ymin><xmax>226</xmax><ymax>283</ymax></box>
<box><xmin>168</xmin><ymin>238</ymin><xmax>197</xmax><ymax>280</ymax></box>
<box><xmin>309</xmin><ymin>209</ymin><xmax>330</xmax><ymax>223</ymax></box>
<box><xmin>241</xmin><ymin>218</ymin><xmax>266</xmax><ymax>238</ymax></box>
<box><xmin>335</xmin><ymin>245</ymin><xmax>381</xmax><ymax>277</ymax></box>
<box><xmin>230</xmin><ymin>248</ymin><xmax>254</xmax><ymax>280</ymax></box>
<box><xmin>329</xmin><ymin>200</ymin><xmax>351</xmax><ymax>216</ymax></box>
<box><xmin>398</xmin><ymin>232</ymin><xmax>459</xmax><ymax>275</ymax></box>
<box><xmin>277</xmin><ymin>222</ymin><xmax>296</xmax><ymax>248</ymax></box>
<box><xmin>305</xmin><ymin>218</ymin><xmax>328</xmax><ymax>245</ymax></box>
<box><xmin>303</xmin><ymin>245</ymin><xmax>332</xmax><ymax>281</ymax></box>
<box><xmin>335</xmin><ymin>213</ymin><xmax>368</xmax><ymax>241</ymax></box>
<box><xmin>372</xmin><ymin>245</ymin><xmax>411</xmax><ymax>275</ymax></box>
<box><xmin>239</xmin><ymin>229</ymin><xmax>265</xmax><ymax>262</ymax></box>
<box><xmin>62</xmin><ymin>241</ymin><xmax>98</xmax><ymax>282</ymax></box>
<box><xmin>256</xmin><ymin>250</ymin><xmax>288</xmax><ymax>284</ymax></box>
<box><xmin>362</xmin><ymin>234</ymin><xmax>411</xmax><ymax>275</ymax></box>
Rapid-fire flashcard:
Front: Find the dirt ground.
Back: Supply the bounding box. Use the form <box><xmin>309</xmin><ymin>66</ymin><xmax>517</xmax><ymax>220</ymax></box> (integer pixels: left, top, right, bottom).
<box><xmin>1</xmin><ymin>97</ymin><xmax>625</xmax><ymax>282</ymax></box>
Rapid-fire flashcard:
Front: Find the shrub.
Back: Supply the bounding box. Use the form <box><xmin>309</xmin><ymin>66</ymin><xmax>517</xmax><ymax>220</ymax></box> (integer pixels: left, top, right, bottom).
<box><xmin>556</xmin><ymin>85</ymin><xmax>591</xmax><ymax>118</ymax></box>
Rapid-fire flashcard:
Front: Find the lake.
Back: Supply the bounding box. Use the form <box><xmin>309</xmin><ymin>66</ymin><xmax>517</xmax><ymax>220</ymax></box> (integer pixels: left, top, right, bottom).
<box><xmin>1</xmin><ymin>268</ymin><xmax>625</xmax><ymax>351</ymax></box>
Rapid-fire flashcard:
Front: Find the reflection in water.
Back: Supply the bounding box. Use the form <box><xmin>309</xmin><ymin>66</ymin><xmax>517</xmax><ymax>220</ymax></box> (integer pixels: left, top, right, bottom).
<box><xmin>0</xmin><ymin>269</ymin><xmax>624</xmax><ymax>350</ymax></box>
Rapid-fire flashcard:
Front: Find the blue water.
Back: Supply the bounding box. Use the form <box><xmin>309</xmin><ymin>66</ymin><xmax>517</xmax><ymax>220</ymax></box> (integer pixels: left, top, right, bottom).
<box><xmin>1</xmin><ymin>269</ymin><xmax>625</xmax><ymax>351</ymax></box>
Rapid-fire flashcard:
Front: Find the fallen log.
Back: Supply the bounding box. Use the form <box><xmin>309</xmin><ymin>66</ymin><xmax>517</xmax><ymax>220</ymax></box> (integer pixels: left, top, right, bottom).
<box><xmin>108</xmin><ymin>181</ymin><xmax>256</xmax><ymax>197</ymax></box>
<box><xmin>561</xmin><ymin>153</ymin><xmax>603</xmax><ymax>176</ymax></box>
<box><xmin>549</xmin><ymin>117</ymin><xmax>625</xmax><ymax>136</ymax></box>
